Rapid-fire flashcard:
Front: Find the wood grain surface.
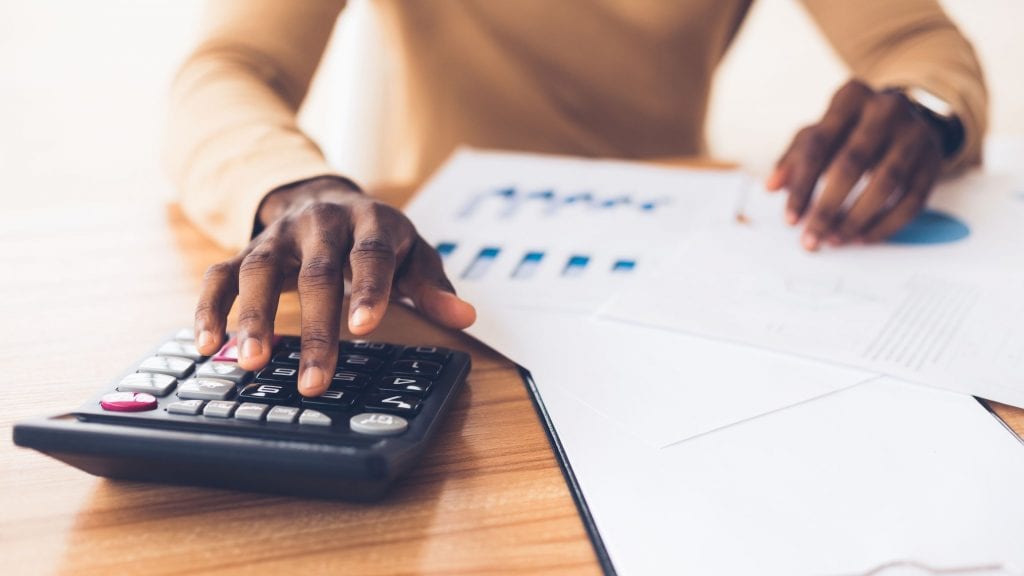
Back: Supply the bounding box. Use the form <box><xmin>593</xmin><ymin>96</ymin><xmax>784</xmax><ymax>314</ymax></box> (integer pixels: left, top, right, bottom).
<box><xmin>2</xmin><ymin>166</ymin><xmax>1022</xmax><ymax>576</ymax></box>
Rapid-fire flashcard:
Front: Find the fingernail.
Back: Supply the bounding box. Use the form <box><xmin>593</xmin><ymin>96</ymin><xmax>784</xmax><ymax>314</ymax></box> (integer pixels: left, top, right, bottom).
<box><xmin>300</xmin><ymin>366</ymin><xmax>325</xmax><ymax>394</ymax></box>
<box><xmin>197</xmin><ymin>330</ymin><xmax>214</xmax><ymax>351</ymax></box>
<box><xmin>241</xmin><ymin>337</ymin><xmax>263</xmax><ymax>360</ymax></box>
<box><xmin>801</xmin><ymin>232</ymin><xmax>820</xmax><ymax>251</ymax></box>
<box><xmin>351</xmin><ymin>306</ymin><xmax>373</xmax><ymax>328</ymax></box>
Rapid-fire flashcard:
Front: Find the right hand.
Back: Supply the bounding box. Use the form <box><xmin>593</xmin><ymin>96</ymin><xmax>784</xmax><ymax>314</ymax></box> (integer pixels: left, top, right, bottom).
<box><xmin>192</xmin><ymin>176</ymin><xmax>477</xmax><ymax>397</ymax></box>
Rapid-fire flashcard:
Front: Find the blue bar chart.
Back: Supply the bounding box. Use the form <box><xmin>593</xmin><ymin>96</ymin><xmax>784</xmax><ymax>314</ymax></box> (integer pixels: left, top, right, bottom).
<box><xmin>438</xmin><ymin>242</ymin><xmax>636</xmax><ymax>281</ymax></box>
<box><xmin>457</xmin><ymin>185</ymin><xmax>670</xmax><ymax>220</ymax></box>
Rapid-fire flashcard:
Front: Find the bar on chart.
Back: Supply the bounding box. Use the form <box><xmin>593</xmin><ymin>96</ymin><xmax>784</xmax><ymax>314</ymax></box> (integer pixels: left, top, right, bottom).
<box><xmin>436</xmin><ymin>242</ymin><xmax>458</xmax><ymax>259</ymax></box>
<box><xmin>512</xmin><ymin>251</ymin><xmax>545</xmax><ymax>279</ymax></box>
<box><xmin>612</xmin><ymin>259</ymin><xmax>636</xmax><ymax>273</ymax></box>
<box><xmin>562</xmin><ymin>255</ymin><xmax>590</xmax><ymax>277</ymax></box>
<box><xmin>462</xmin><ymin>247</ymin><xmax>501</xmax><ymax>280</ymax></box>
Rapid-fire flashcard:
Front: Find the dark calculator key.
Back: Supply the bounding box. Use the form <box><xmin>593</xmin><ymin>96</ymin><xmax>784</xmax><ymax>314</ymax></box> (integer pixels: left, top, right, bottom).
<box><xmin>330</xmin><ymin>370</ymin><xmax>368</xmax><ymax>390</ymax></box>
<box><xmin>301</xmin><ymin>389</ymin><xmax>356</xmax><ymax>411</ymax></box>
<box><xmin>378</xmin><ymin>375</ymin><xmax>432</xmax><ymax>396</ymax></box>
<box><xmin>389</xmin><ymin>359</ymin><xmax>443</xmax><ymax>378</ymax></box>
<box><xmin>255</xmin><ymin>365</ymin><xmax>299</xmax><ymax>384</ymax></box>
<box><xmin>362</xmin><ymin>393</ymin><xmax>422</xmax><ymax>416</ymax></box>
<box><xmin>271</xmin><ymin>350</ymin><xmax>302</xmax><ymax>366</ymax></box>
<box><xmin>239</xmin><ymin>382</ymin><xmax>296</xmax><ymax>404</ymax></box>
<box><xmin>341</xmin><ymin>341</ymin><xmax>392</xmax><ymax>355</ymax></box>
<box><xmin>338</xmin><ymin>354</ymin><xmax>383</xmax><ymax>372</ymax></box>
<box><xmin>400</xmin><ymin>346</ymin><xmax>451</xmax><ymax>363</ymax></box>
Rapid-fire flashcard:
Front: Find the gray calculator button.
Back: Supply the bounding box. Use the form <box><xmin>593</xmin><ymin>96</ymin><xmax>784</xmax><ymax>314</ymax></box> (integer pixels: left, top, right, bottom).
<box><xmin>167</xmin><ymin>399</ymin><xmax>205</xmax><ymax>415</ymax></box>
<box><xmin>298</xmin><ymin>409</ymin><xmax>332</xmax><ymax>427</ymax></box>
<box><xmin>178</xmin><ymin>378</ymin><xmax>235</xmax><ymax>400</ymax></box>
<box><xmin>266</xmin><ymin>405</ymin><xmax>300</xmax><ymax>424</ymax></box>
<box><xmin>203</xmin><ymin>400</ymin><xmax>237</xmax><ymax>418</ymax></box>
<box><xmin>349</xmin><ymin>412</ymin><xmax>408</xmax><ymax>436</ymax></box>
<box><xmin>196</xmin><ymin>361</ymin><xmax>249</xmax><ymax>384</ymax></box>
<box><xmin>234</xmin><ymin>402</ymin><xmax>269</xmax><ymax>421</ymax></box>
<box><xmin>174</xmin><ymin>328</ymin><xmax>196</xmax><ymax>342</ymax></box>
<box><xmin>157</xmin><ymin>341</ymin><xmax>202</xmax><ymax>361</ymax></box>
<box><xmin>117</xmin><ymin>373</ymin><xmax>177</xmax><ymax>397</ymax></box>
<box><xmin>138</xmin><ymin>355</ymin><xmax>194</xmax><ymax>379</ymax></box>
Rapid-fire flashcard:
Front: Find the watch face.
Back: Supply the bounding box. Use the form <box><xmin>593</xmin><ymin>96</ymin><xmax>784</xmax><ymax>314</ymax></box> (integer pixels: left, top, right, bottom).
<box><xmin>907</xmin><ymin>87</ymin><xmax>954</xmax><ymax>120</ymax></box>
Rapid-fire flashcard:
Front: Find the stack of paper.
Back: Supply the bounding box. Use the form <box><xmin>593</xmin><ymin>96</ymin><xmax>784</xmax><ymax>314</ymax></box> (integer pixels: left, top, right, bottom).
<box><xmin>404</xmin><ymin>149</ymin><xmax>1024</xmax><ymax>575</ymax></box>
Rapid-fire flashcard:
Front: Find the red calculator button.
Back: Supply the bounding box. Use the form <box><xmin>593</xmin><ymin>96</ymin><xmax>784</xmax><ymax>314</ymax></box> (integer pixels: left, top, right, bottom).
<box><xmin>100</xmin><ymin>392</ymin><xmax>158</xmax><ymax>412</ymax></box>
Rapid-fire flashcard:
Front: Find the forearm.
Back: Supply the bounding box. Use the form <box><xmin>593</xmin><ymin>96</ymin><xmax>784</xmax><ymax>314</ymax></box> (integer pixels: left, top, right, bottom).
<box><xmin>162</xmin><ymin>0</ymin><xmax>347</xmax><ymax>250</ymax></box>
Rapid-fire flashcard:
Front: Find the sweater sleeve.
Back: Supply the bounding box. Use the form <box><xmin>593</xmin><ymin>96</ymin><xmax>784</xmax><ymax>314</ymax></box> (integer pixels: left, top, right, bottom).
<box><xmin>163</xmin><ymin>0</ymin><xmax>347</xmax><ymax>250</ymax></box>
<box><xmin>800</xmin><ymin>0</ymin><xmax>988</xmax><ymax>171</ymax></box>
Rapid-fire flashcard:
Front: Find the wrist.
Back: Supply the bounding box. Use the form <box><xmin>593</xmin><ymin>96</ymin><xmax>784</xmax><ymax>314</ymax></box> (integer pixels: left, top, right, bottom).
<box><xmin>256</xmin><ymin>175</ymin><xmax>362</xmax><ymax>230</ymax></box>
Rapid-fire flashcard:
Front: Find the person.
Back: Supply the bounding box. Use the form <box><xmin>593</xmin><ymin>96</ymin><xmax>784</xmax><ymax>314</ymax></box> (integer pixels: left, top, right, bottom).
<box><xmin>164</xmin><ymin>0</ymin><xmax>986</xmax><ymax>397</ymax></box>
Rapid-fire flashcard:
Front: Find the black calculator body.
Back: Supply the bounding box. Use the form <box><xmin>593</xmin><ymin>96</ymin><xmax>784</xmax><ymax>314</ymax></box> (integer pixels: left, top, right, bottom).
<box><xmin>13</xmin><ymin>330</ymin><xmax>471</xmax><ymax>500</ymax></box>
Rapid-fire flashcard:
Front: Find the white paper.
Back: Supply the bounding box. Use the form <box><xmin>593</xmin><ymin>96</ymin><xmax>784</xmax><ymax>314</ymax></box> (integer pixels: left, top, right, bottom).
<box><xmin>404</xmin><ymin>149</ymin><xmax>866</xmax><ymax>443</ymax></box>
<box><xmin>532</xmin><ymin>356</ymin><xmax>1024</xmax><ymax>575</ymax></box>
<box><xmin>602</xmin><ymin>171</ymin><xmax>1024</xmax><ymax>408</ymax></box>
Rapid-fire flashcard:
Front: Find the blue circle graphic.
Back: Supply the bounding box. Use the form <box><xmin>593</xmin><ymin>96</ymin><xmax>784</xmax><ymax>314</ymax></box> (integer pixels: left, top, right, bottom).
<box><xmin>887</xmin><ymin>209</ymin><xmax>970</xmax><ymax>245</ymax></box>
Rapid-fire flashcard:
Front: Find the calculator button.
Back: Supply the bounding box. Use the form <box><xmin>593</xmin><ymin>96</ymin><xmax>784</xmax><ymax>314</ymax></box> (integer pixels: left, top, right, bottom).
<box><xmin>389</xmin><ymin>359</ymin><xmax>443</xmax><ymax>378</ymax></box>
<box><xmin>239</xmin><ymin>382</ymin><xmax>295</xmax><ymax>403</ymax></box>
<box><xmin>117</xmin><ymin>373</ymin><xmax>177</xmax><ymax>397</ymax></box>
<box><xmin>362</xmin><ymin>394</ymin><xmax>422</xmax><ymax>415</ymax></box>
<box><xmin>167</xmin><ymin>399</ymin><xmax>205</xmax><ymax>415</ymax></box>
<box><xmin>377</xmin><ymin>375</ymin><xmax>432</xmax><ymax>396</ymax></box>
<box><xmin>212</xmin><ymin>338</ymin><xmax>240</xmax><ymax>362</ymax></box>
<box><xmin>266</xmin><ymin>405</ymin><xmax>301</xmax><ymax>424</ymax></box>
<box><xmin>298</xmin><ymin>409</ymin><xmax>332</xmax><ymax>427</ymax></box>
<box><xmin>203</xmin><ymin>400</ymin><xmax>237</xmax><ymax>418</ymax></box>
<box><xmin>341</xmin><ymin>341</ymin><xmax>392</xmax><ymax>355</ymax></box>
<box><xmin>138</xmin><ymin>355</ymin><xmax>195</xmax><ymax>379</ymax></box>
<box><xmin>350</xmin><ymin>412</ymin><xmax>409</xmax><ymax>436</ymax></box>
<box><xmin>234</xmin><ymin>402</ymin><xmax>270</xmax><ymax>421</ymax></box>
<box><xmin>174</xmin><ymin>328</ymin><xmax>197</xmax><ymax>342</ymax></box>
<box><xmin>338</xmin><ymin>354</ymin><xmax>383</xmax><ymax>372</ymax></box>
<box><xmin>330</xmin><ymin>370</ymin><xmax>368</xmax><ymax>390</ymax></box>
<box><xmin>255</xmin><ymin>366</ymin><xmax>299</xmax><ymax>384</ymax></box>
<box><xmin>100</xmin><ymin>391</ymin><xmax>158</xmax><ymax>412</ymax></box>
<box><xmin>157</xmin><ymin>340</ymin><xmax>203</xmax><ymax>361</ymax></box>
<box><xmin>177</xmin><ymin>378</ymin><xmax>236</xmax><ymax>401</ymax></box>
<box><xmin>195</xmin><ymin>361</ymin><xmax>249</xmax><ymax>384</ymax></box>
<box><xmin>270</xmin><ymin>350</ymin><xmax>302</xmax><ymax>366</ymax></box>
<box><xmin>301</xmin><ymin>389</ymin><xmax>355</xmax><ymax>411</ymax></box>
<box><xmin>400</xmin><ymin>346</ymin><xmax>451</xmax><ymax>363</ymax></box>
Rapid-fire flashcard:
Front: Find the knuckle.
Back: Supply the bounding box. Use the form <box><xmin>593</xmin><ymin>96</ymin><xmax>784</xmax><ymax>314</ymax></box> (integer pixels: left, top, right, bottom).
<box><xmin>239</xmin><ymin>249</ymin><xmax>277</xmax><ymax>275</ymax></box>
<box><xmin>236</xmin><ymin>307</ymin><xmax>267</xmax><ymax>328</ymax></box>
<box><xmin>298</xmin><ymin>255</ymin><xmax>340</xmax><ymax>288</ymax></box>
<box><xmin>300</xmin><ymin>325</ymin><xmax>335</xmax><ymax>354</ymax></box>
<box><xmin>838</xmin><ymin>145</ymin><xmax>872</xmax><ymax>173</ymax></box>
<box><xmin>351</xmin><ymin>236</ymin><xmax>396</xmax><ymax>262</ymax></box>
<box><xmin>194</xmin><ymin>300</ymin><xmax>219</xmax><ymax>320</ymax></box>
<box><xmin>203</xmin><ymin>261</ymin><xmax>234</xmax><ymax>281</ymax></box>
<box><xmin>352</xmin><ymin>275</ymin><xmax>389</xmax><ymax>301</ymax></box>
<box><xmin>301</xmin><ymin>201</ymin><xmax>346</xmax><ymax>228</ymax></box>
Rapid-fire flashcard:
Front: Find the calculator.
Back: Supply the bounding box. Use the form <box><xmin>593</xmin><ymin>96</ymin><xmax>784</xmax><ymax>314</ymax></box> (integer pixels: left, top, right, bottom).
<box><xmin>13</xmin><ymin>329</ymin><xmax>471</xmax><ymax>500</ymax></box>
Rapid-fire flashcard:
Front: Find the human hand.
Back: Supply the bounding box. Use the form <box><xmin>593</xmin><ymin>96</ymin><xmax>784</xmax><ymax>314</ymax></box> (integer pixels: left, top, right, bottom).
<box><xmin>766</xmin><ymin>79</ymin><xmax>945</xmax><ymax>250</ymax></box>
<box><xmin>192</xmin><ymin>176</ymin><xmax>476</xmax><ymax>396</ymax></box>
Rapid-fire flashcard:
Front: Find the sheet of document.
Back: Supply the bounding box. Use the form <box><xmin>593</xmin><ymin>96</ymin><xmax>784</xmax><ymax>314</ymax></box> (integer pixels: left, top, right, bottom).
<box><xmin>404</xmin><ymin>149</ymin><xmax>866</xmax><ymax>443</ymax></box>
<box><xmin>405</xmin><ymin>148</ymin><xmax>747</xmax><ymax>313</ymax></box>
<box><xmin>541</xmin><ymin>366</ymin><xmax>1024</xmax><ymax>575</ymax></box>
<box><xmin>602</xmin><ymin>171</ymin><xmax>1024</xmax><ymax>408</ymax></box>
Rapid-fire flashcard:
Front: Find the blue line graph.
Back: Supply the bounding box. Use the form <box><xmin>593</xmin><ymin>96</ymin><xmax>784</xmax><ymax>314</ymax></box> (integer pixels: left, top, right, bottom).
<box><xmin>458</xmin><ymin>186</ymin><xmax>670</xmax><ymax>220</ymax></box>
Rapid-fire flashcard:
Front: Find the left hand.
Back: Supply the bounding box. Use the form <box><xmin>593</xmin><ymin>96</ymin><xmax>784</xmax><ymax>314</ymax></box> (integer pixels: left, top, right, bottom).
<box><xmin>765</xmin><ymin>79</ymin><xmax>945</xmax><ymax>251</ymax></box>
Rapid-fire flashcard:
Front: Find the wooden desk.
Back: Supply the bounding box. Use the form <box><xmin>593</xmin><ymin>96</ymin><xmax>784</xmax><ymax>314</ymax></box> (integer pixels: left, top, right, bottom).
<box><xmin>2</xmin><ymin>172</ymin><xmax>1022</xmax><ymax>575</ymax></box>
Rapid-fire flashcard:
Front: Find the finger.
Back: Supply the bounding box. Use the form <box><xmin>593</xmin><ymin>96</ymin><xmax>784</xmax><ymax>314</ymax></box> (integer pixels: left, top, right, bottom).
<box><xmin>194</xmin><ymin>260</ymin><xmax>239</xmax><ymax>355</ymax></box>
<box><xmin>861</xmin><ymin>166</ymin><xmax>936</xmax><ymax>243</ymax></box>
<box><xmin>347</xmin><ymin>205</ymin><xmax>403</xmax><ymax>336</ymax></box>
<box><xmin>234</xmin><ymin>244</ymin><xmax>287</xmax><ymax>371</ymax></box>
<box><xmin>834</xmin><ymin>135</ymin><xmax>922</xmax><ymax>241</ymax></box>
<box><xmin>295</xmin><ymin>238</ymin><xmax>346</xmax><ymax>397</ymax></box>
<box><xmin>801</xmin><ymin>92</ymin><xmax>901</xmax><ymax>250</ymax></box>
<box><xmin>395</xmin><ymin>238</ymin><xmax>476</xmax><ymax>330</ymax></box>
<box><xmin>772</xmin><ymin>81</ymin><xmax>873</xmax><ymax>222</ymax></box>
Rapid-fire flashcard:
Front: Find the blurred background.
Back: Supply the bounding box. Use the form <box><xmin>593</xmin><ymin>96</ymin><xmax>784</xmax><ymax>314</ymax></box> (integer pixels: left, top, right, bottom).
<box><xmin>1</xmin><ymin>0</ymin><xmax>1021</xmax><ymax>211</ymax></box>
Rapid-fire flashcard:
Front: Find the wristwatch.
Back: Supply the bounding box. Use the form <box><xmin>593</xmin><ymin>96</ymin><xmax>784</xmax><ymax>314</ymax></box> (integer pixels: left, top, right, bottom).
<box><xmin>897</xmin><ymin>86</ymin><xmax>965</xmax><ymax>159</ymax></box>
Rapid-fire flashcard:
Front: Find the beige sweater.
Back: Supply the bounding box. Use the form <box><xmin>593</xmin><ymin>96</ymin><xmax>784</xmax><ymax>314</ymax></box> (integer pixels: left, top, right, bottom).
<box><xmin>164</xmin><ymin>0</ymin><xmax>987</xmax><ymax>250</ymax></box>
